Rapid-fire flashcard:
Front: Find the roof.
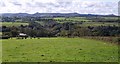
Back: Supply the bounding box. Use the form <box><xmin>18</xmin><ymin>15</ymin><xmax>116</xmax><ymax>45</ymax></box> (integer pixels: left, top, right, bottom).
<box><xmin>19</xmin><ymin>33</ymin><xmax>27</xmax><ymax>36</ymax></box>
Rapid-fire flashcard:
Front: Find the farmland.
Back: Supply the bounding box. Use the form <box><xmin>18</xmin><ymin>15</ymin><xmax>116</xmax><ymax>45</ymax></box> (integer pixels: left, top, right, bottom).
<box><xmin>35</xmin><ymin>17</ymin><xmax>119</xmax><ymax>27</ymax></box>
<box><xmin>1</xmin><ymin>16</ymin><xmax>119</xmax><ymax>27</ymax></box>
<box><xmin>0</xmin><ymin>22</ymin><xmax>29</xmax><ymax>27</ymax></box>
<box><xmin>53</xmin><ymin>17</ymin><xmax>92</xmax><ymax>23</ymax></box>
<box><xmin>2</xmin><ymin>38</ymin><xmax>118</xmax><ymax>62</ymax></box>
<box><xmin>101</xmin><ymin>17</ymin><xmax>118</xmax><ymax>20</ymax></box>
<box><xmin>80</xmin><ymin>22</ymin><xmax>119</xmax><ymax>27</ymax></box>
<box><xmin>1</xmin><ymin>13</ymin><xmax>120</xmax><ymax>63</ymax></box>
<box><xmin>53</xmin><ymin>16</ymin><xmax>118</xmax><ymax>23</ymax></box>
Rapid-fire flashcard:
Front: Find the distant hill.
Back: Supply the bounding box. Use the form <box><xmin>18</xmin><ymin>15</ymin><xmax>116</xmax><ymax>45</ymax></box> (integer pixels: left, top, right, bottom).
<box><xmin>1</xmin><ymin>13</ymin><xmax>117</xmax><ymax>17</ymax></box>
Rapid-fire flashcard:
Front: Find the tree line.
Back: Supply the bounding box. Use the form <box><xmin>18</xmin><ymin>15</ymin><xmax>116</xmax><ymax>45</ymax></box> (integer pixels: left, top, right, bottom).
<box><xmin>1</xmin><ymin>21</ymin><xmax>120</xmax><ymax>38</ymax></box>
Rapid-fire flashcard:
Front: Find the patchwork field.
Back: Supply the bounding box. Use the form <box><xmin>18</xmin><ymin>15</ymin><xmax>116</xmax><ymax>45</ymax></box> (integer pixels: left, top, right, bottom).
<box><xmin>81</xmin><ymin>22</ymin><xmax>119</xmax><ymax>27</ymax></box>
<box><xmin>0</xmin><ymin>22</ymin><xmax>29</xmax><ymax>27</ymax></box>
<box><xmin>54</xmin><ymin>17</ymin><xmax>92</xmax><ymax>23</ymax></box>
<box><xmin>35</xmin><ymin>21</ymin><xmax>118</xmax><ymax>27</ymax></box>
<box><xmin>1</xmin><ymin>37</ymin><xmax>118</xmax><ymax>62</ymax></box>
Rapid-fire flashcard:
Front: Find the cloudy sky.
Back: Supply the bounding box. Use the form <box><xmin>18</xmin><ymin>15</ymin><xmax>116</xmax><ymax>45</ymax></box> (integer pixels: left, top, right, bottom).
<box><xmin>0</xmin><ymin>0</ymin><xmax>119</xmax><ymax>15</ymax></box>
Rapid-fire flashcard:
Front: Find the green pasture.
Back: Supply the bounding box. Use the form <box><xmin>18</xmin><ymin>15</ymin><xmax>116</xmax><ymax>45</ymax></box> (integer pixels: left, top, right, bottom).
<box><xmin>54</xmin><ymin>17</ymin><xmax>119</xmax><ymax>23</ymax></box>
<box><xmin>54</xmin><ymin>17</ymin><xmax>91</xmax><ymax>23</ymax></box>
<box><xmin>1</xmin><ymin>37</ymin><xmax>118</xmax><ymax>62</ymax></box>
<box><xmin>53</xmin><ymin>17</ymin><xmax>118</xmax><ymax>27</ymax></box>
<box><xmin>101</xmin><ymin>17</ymin><xmax>118</xmax><ymax>20</ymax></box>
<box><xmin>81</xmin><ymin>22</ymin><xmax>119</xmax><ymax>27</ymax></box>
<box><xmin>0</xmin><ymin>22</ymin><xmax>29</xmax><ymax>27</ymax></box>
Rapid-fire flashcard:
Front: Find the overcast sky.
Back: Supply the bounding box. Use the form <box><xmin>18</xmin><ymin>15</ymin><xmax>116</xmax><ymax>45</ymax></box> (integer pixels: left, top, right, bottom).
<box><xmin>0</xmin><ymin>0</ymin><xmax>119</xmax><ymax>15</ymax></box>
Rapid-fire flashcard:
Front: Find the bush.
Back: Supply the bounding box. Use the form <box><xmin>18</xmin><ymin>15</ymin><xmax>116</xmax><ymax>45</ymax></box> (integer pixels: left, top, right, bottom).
<box><xmin>113</xmin><ymin>37</ymin><xmax>120</xmax><ymax>44</ymax></box>
<box><xmin>0</xmin><ymin>36</ymin><xmax>10</xmax><ymax>39</ymax></box>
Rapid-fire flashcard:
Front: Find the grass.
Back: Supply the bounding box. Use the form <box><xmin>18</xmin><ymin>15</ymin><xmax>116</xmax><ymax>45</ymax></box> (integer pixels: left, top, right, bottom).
<box><xmin>54</xmin><ymin>17</ymin><xmax>91</xmax><ymax>23</ymax></box>
<box><xmin>53</xmin><ymin>17</ymin><xmax>118</xmax><ymax>27</ymax></box>
<box><xmin>81</xmin><ymin>22</ymin><xmax>119</xmax><ymax>27</ymax></box>
<box><xmin>35</xmin><ymin>20</ymin><xmax>118</xmax><ymax>27</ymax></box>
<box><xmin>0</xmin><ymin>32</ymin><xmax>2</xmax><ymax>35</ymax></box>
<box><xmin>54</xmin><ymin>17</ymin><xmax>119</xmax><ymax>23</ymax></box>
<box><xmin>1</xmin><ymin>37</ymin><xmax>118</xmax><ymax>62</ymax></box>
<box><xmin>0</xmin><ymin>39</ymin><xmax>2</xmax><ymax>63</ymax></box>
<box><xmin>101</xmin><ymin>17</ymin><xmax>118</xmax><ymax>20</ymax></box>
<box><xmin>0</xmin><ymin>22</ymin><xmax>29</xmax><ymax>27</ymax></box>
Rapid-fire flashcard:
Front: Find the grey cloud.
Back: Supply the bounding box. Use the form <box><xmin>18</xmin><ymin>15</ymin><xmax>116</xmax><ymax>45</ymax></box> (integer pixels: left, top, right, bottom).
<box><xmin>35</xmin><ymin>2</ymin><xmax>47</xmax><ymax>7</ymax></box>
<box><xmin>13</xmin><ymin>3</ymin><xmax>22</xmax><ymax>6</ymax></box>
<box><xmin>11</xmin><ymin>1</ymin><xmax>22</xmax><ymax>6</ymax></box>
<box><xmin>0</xmin><ymin>1</ymin><xmax>6</xmax><ymax>7</ymax></box>
<box><xmin>26</xmin><ymin>2</ymin><xmax>56</xmax><ymax>8</ymax></box>
<box><xmin>26</xmin><ymin>2</ymin><xmax>59</xmax><ymax>8</ymax></box>
<box><xmin>86</xmin><ymin>4</ymin><xmax>95</xmax><ymax>8</ymax></box>
<box><xmin>25</xmin><ymin>0</ymin><xmax>73</xmax><ymax>10</ymax></box>
<box><xmin>119</xmin><ymin>1</ymin><xmax>120</xmax><ymax>15</ymax></box>
<box><xmin>1</xmin><ymin>0</ymin><xmax>117</xmax><ymax>15</ymax></box>
<box><xmin>46</xmin><ymin>3</ymin><xmax>60</xmax><ymax>7</ymax></box>
<box><xmin>57</xmin><ymin>0</ymin><xmax>73</xmax><ymax>7</ymax></box>
<box><xmin>58</xmin><ymin>2</ymin><xmax>72</xmax><ymax>7</ymax></box>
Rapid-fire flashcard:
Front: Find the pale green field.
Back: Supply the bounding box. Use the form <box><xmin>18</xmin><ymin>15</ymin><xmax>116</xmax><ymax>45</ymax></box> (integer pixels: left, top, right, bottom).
<box><xmin>0</xmin><ymin>22</ymin><xmax>29</xmax><ymax>27</ymax></box>
<box><xmin>101</xmin><ymin>17</ymin><xmax>118</xmax><ymax>20</ymax></box>
<box><xmin>54</xmin><ymin>17</ymin><xmax>91</xmax><ymax>23</ymax></box>
<box><xmin>53</xmin><ymin>17</ymin><xmax>119</xmax><ymax>27</ymax></box>
<box><xmin>2</xmin><ymin>38</ymin><xmax>118</xmax><ymax>62</ymax></box>
<box><xmin>81</xmin><ymin>22</ymin><xmax>119</xmax><ymax>27</ymax></box>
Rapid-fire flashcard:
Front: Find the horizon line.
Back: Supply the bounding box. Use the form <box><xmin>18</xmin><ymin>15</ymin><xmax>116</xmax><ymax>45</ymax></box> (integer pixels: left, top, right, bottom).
<box><xmin>0</xmin><ymin>12</ymin><xmax>118</xmax><ymax>16</ymax></box>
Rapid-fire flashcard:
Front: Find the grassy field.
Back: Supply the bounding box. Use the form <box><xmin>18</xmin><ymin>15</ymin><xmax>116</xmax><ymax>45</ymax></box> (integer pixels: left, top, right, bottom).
<box><xmin>53</xmin><ymin>17</ymin><xmax>119</xmax><ymax>23</ymax></box>
<box><xmin>0</xmin><ymin>39</ymin><xmax>1</xmax><ymax>63</ymax></box>
<box><xmin>54</xmin><ymin>17</ymin><xmax>92</xmax><ymax>23</ymax></box>
<box><xmin>1</xmin><ymin>37</ymin><xmax>118</xmax><ymax>62</ymax></box>
<box><xmin>0</xmin><ymin>22</ymin><xmax>29</xmax><ymax>27</ymax></box>
<box><xmin>53</xmin><ymin>17</ymin><xmax>119</xmax><ymax>27</ymax></box>
<box><xmin>81</xmin><ymin>22</ymin><xmax>119</xmax><ymax>27</ymax></box>
<box><xmin>35</xmin><ymin>20</ymin><xmax>118</xmax><ymax>27</ymax></box>
<box><xmin>101</xmin><ymin>17</ymin><xmax>118</xmax><ymax>20</ymax></box>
